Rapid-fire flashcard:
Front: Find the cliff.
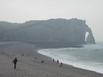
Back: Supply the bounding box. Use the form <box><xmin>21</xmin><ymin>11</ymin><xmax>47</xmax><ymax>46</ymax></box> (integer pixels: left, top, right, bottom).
<box><xmin>0</xmin><ymin>18</ymin><xmax>95</xmax><ymax>48</ymax></box>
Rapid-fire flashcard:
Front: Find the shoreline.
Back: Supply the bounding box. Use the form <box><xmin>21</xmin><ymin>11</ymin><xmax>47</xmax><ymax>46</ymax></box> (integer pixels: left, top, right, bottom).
<box><xmin>37</xmin><ymin>49</ymin><xmax>103</xmax><ymax>75</ymax></box>
<box><xmin>0</xmin><ymin>42</ymin><xmax>103</xmax><ymax>77</ymax></box>
<box><xmin>37</xmin><ymin>49</ymin><xmax>103</xmax><ymax>74</ymax></box>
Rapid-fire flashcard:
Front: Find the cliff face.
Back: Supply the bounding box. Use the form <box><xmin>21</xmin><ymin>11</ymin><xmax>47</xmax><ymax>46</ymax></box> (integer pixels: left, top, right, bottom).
<box><xmin>0</xmin><ymin>18</ymin><xmax>95</xmax><ymax>47</ymax></box>
<box><xmin>85</xmin><ymin>27</ymin><xmax>95</xmax><ymax>44</ymax></box>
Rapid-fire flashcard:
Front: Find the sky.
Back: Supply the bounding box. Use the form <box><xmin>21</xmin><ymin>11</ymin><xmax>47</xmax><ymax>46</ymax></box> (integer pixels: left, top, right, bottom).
<box><xmin>0</xmin><ymin>0</ymin><xmax>103</xmax><ymax>42</ymax></box>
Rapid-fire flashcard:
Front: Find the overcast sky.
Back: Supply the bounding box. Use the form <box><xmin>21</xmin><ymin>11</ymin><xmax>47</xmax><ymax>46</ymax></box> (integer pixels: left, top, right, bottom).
<box><xmin>0</xmin><ymin>0</ymin><xmax>103</xmax><ymax>42</ymax></box>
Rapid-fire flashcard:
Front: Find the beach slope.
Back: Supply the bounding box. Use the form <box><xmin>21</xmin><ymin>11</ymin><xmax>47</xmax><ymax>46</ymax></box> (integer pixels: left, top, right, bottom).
<box><xmin>0</xmin><ymin>42</ymin><xmax>102</xmax><ymax>77</ymax></box>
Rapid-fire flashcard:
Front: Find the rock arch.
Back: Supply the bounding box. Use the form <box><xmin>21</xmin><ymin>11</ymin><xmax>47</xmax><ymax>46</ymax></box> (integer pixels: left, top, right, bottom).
<box><xmin>85</xmin><ymin>28</ymin><xmax>95</xmax><ymax>44</ymax></box>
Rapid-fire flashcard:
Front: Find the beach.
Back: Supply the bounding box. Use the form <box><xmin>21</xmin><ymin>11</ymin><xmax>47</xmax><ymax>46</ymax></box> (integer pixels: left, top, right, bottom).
<box><xmin>0</xmin><ymin>42</ymin><xmax>103</xmax><ymax>77</ymax></box>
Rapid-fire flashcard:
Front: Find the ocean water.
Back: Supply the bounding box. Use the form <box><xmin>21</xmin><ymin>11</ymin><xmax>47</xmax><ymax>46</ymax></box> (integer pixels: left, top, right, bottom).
<box><xmin>38</xmin><ymin>43</ymin><xmax>103</xmax><ymax>74</ymax></box>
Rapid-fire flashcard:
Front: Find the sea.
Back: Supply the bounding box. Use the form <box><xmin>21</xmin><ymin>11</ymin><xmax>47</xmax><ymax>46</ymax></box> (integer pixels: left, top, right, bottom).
<box><xmin>38</xmin><ymin>42</ymin><xmax>103</xmax><ymax>74</ymax></box>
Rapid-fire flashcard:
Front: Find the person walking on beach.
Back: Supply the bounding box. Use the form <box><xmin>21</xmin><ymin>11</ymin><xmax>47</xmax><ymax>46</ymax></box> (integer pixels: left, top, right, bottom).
<box><xmin>57</xmin><ymin>60</ymin><xmax>59</xmax><ymax>63</ymax></box>
<box><xmin>53</xmin><ymin>59</ymin><xmax>55</xmax><ymax>62</ymax></box>
<box><xmin>13</xmin><ymin>57</ymin><xmax>18</xmax><ymax>69</ymax></box>
<box><xmin>59</xmin><ymin>62</ymin><xmax>63</xmax><ymax>67</ymax></box>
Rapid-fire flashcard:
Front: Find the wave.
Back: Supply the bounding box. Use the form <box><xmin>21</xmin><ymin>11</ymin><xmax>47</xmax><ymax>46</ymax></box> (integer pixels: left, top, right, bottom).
<box><xmin>38</xmin><ymin>43</ymin><xmax>103</xmax><ymax>74</ymax></box>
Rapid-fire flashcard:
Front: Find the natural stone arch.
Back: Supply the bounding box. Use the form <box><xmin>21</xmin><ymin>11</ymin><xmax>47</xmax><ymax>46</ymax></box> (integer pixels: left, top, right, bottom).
<box><xmin>85</xmin><ymin>28</ymin><xmax>95</xmax><ymax>44</ymax></box>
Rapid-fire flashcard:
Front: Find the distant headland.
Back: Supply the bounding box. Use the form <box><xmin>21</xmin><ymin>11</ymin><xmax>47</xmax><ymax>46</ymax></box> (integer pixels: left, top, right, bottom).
<box><xmin>0</xmin><ymin>18</ymin><xmax>95</xmax><ymax>48</ymax></box>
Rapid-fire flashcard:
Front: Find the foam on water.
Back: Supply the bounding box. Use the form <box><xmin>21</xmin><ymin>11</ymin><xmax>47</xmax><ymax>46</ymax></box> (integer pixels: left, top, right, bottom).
<box><xmin>38</xmin><ymin>43</ymin><xmax>103</xmax><ymax>74</ymax></box>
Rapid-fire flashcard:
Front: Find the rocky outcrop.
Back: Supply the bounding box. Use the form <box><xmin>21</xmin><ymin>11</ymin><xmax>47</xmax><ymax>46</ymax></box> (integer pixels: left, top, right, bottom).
<box><xmin>85</xmin><ymin>27</ymin><xmax>95</xmax><ymax>44</ymax></box>
<box><xmin>0</xmin><ymin>18</ymin><xmax>95</xmax><ymax>47</ymax></box>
